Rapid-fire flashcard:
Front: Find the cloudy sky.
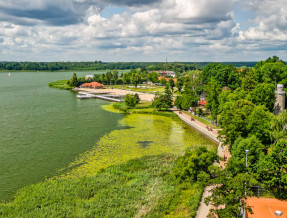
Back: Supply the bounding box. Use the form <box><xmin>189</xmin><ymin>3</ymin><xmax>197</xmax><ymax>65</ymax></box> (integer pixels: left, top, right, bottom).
<box><xmin>0</xmin><ymin>0</ymin><xmax>286</xmax><ymax>62</ymax></box>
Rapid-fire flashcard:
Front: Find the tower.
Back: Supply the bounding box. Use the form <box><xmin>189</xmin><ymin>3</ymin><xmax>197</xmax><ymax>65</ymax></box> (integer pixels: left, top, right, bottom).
<box><xmin>274</xmin><ymin>84</ymin><xmax>286</xmax><ymax>115</ymax></box>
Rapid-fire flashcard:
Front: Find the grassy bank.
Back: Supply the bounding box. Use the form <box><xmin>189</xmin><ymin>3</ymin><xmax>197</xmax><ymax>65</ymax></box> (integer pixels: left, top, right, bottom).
<box><xmin>48</xmin><ymin>80</ymin><xmax>72</xmax><ymax>90</ymax></box>
<box><xmin>0</xmin><ymin>155</ymin><xmax>203</xmax><ymax>217</ymax></box>
<box><xmin>106</xmin><ymin>84</ymin><xmax>165</xmax><ymax>94</ymax></box>
<box><xmin>111</xmin><ymin>101</ymin><xmax>176</xmax><ymax>118</ymax></box>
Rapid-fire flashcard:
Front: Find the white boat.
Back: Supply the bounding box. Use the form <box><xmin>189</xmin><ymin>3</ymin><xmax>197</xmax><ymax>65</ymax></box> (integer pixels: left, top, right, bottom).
<box><xmin>77</xmin><ymin>95</ymin><xmax>91</xmax><ymax>99</ymax></box>
<box><xmin>8</xmin><ymin>73</ymin><xmax>11</xmax><ymax>77</ymax></box>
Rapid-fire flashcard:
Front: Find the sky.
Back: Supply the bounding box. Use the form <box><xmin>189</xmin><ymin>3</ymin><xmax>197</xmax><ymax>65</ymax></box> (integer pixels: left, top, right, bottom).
<box><xmin>0</xmin><ymin>0</ymin><xmax>286</xmax><ymax>62</ymax></box>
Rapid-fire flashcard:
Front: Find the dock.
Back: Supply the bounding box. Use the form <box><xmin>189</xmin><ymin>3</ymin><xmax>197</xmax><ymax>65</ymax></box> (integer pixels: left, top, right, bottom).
<box><xmin>76</xmin><ymin>92</ymin><xmax>123</xmax><ymax>102</ymax></box>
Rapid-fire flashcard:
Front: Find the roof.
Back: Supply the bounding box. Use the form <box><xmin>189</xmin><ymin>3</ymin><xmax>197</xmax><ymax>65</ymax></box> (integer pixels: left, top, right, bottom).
<box><xmin>158</xmin><ymin>77</ymin><xmax>177</xmax><ymax>83</ymax></box>
<box><xmin>81</xmin><ymin>82</ymin><xmax>104</xmax><ymax>88</ymax></box>
<box><xmin>247</xmin><ymin>197</ymin><xmax>287</xmax><ymax>218</ymax></box>
<box><xmin>199</xmin><ymin>100</ymin><xmax>207</xmax><ymax>106</ymax></box>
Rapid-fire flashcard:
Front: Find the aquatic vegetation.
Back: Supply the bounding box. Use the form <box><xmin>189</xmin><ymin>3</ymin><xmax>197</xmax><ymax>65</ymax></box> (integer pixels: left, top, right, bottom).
<box><xmin>62</xmin><ymin>114</ymin><xmax>216</xmax><ymax>179</ymax></box>
<box><xmin>48</xmin><ymin>80</ymin><xmax>72</xmax><ymax>90</ymax></box>
<box><xmin>0</xmin><ymin>155</ymin><xmax>203</xmax><ymax>217</ymax></box>
<box><xmin>101</xmin><ymin>103</ymin><xmax>125</xmax><ymax>113</ymax></box>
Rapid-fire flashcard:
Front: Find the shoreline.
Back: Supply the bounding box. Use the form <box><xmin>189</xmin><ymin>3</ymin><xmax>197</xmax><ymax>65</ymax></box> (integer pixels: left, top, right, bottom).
<box><xmin>75</xmin><ymin>88</ymin><xmax>155</xmax><ymax>102</ymax></box>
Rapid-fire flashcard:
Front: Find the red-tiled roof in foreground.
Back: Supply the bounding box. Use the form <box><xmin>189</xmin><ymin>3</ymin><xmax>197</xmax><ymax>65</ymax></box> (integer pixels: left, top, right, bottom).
<box><xmin>247</xmin><ymin>197</ymin><xmax>287</xmax><ymax>218</ymax></box>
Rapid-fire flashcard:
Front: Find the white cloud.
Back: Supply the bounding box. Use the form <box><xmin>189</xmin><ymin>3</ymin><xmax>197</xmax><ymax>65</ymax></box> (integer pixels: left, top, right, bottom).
<box><xmin>0</xmin><ymin>0</ymin><xmax>286</xmax><ymax>61</ymax></box>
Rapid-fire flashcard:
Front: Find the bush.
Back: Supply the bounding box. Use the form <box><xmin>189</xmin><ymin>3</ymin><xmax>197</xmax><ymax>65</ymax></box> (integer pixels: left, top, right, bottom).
<box><xmin>124</xmin><ymin>94</ymin><xmax>139</xmax><ymax>107</ymax></box>
<box><xmin>173</xmin><ymin>146</ymin><xmax>219</xmax><ymax>183</ymax></box>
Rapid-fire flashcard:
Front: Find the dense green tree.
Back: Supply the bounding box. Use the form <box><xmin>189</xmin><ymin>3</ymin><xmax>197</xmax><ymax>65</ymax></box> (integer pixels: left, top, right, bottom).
<box><xmin>174</xmin><ymin>93</ymin><xmax>198</xmax><ymax>110</ymax></box>
<box><xmin>220</xmin><ymin>99</ymin><xmax>255</xmax><ymax>145</ymax></box>
<box><xmin>130</xmin><ymin>72</ymin><xmax>142</xmax><ymax>88</ymax></box>
<box><xmin>160</xmin><ymin>78</ymin><xmax>167</xmax><ymax>85</ymax></box>
<box><xmin>68</xmin><ymin>73</ymin><xmax>78</xmax><ymax>87</ymax></box>
<box><xmin>176</xmin><ymin>78</ymin><xmax>184</xmax><ymax>92</ymax></box>
<box><xmin>168</xmin><ymin>78</ymin><xmax>175</xmax><ymax>92</ymax></box>
<box><xmin>112</xmin><ymin>70</ymin><xmax>119</xmax><ymax>81</ymax></box>
<box><xmin>200</xmin><ymin>63</ymin><xmax>240</xmax><ymax>89</ymax></box>
<box><xmin>206</xmin><ymin>173</ymin><xmax>258</xmax><ymax>218</ymax></box>
<box><xmin>152</xmin><ymin>85</ymin><xmax>173</xmax><ymax>110</ymax></box>
<box><xmin>240</xmin><ymin>70</ymin><xmax>257</xmax><ymax>92</ymax></box>
<box><xmin>122</xmin><ymin>72</ymin><xmax>131</xmax><ymax>84</ymax></box>
<box><xmin>258</xmin><ymin>139</ymin><xmax>287</xmax><ymax>198</ymax></box>
<box><xmin>227</xmin><ymin>136</ymin><xmax>265</xmax><ymax>176</ymax></box>
<box><xmin>147</xmin><ymin>72</ymin><xmax>160</xmax><ymax>83</ymax></box>
<box><xmin>246</xmin><ymin>105</ymin><xmax>272</xmax><ymax>145</ymax></box>
<box><xmin>124</xmin><ymin>94</ymin><xmax>139</xmax><ymax>107</ymax></box>
<box><xmin>205</xmin><ymin>79</ymin><xmax>222</xmax><ymax>122</ymax></box>
<box><xmin>106</xmin><ymin>71</ymin><xmax>112</xmax><ymax>85</ymax></box>
<box><xmin>173</xmin><ymin>146</ymin><xmax>219</xmax><ymax>183</ymax></box>
<box><xmin>247</xmin><ymin>83</ymin><xmax>276</xmax><ymax>112</ymax></box>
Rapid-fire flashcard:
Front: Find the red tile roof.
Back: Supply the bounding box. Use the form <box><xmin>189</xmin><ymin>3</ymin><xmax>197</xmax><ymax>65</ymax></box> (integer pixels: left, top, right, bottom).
<box><xmin>199</xmin><ymin>100</ymin><xmax>207</xmax><ymax>106</ymax></box>
<box><xmin>158</xmin><ymin>77</ymin><xmax>177</xmax><ymax>83</ymax></box>
<box><xmin>81</xmin><ymin>82</ymin><xmax>105</xmax><ymax>88</ymax></box>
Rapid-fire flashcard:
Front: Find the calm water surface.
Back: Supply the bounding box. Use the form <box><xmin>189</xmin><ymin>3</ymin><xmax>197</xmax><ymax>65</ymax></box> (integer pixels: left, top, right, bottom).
<box><xmin>0</xmin><ymin>71</ymin><xmax>124</xmax><ymax>201</ymax></box>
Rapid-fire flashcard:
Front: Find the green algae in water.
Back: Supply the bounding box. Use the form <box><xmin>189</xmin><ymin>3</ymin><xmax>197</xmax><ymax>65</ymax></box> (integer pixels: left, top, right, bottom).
<box><xmin>63</xmin><ymin>114</ymin><xmax>217</xmax><ymax>178</ymax></box>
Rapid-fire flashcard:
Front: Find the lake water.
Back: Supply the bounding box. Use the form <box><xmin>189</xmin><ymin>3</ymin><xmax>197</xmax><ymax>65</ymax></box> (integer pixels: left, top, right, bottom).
<box><xmin>0</xmin><ymin>71</ymin><xmax>124</xmax><ymax>201</ymax></box>
<box><xmin>0</xmin><ymin>71</ymin><xmax>216</xmax><ymax>201</ymax></box>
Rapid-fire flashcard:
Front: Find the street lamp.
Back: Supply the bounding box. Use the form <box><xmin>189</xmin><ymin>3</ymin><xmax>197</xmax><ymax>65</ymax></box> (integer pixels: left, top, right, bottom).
<box><xmin>245</xmin><ymin>150</ymin><xmax>249</xmax><ymax>167</ymax></box>
<box><xmin>243</xmin><ymin>150</ymin><xmax>249</xmax><ymax>218</ymax></box>
<box><xmin>275</xmin><ymin>211</ymin><xmax>283</xmax><ymax>218</ymax></box>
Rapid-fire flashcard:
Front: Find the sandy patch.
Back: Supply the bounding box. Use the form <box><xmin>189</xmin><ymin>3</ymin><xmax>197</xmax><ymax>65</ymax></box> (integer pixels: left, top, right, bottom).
<box><xmin>75</xmin><ymin>88</ymin><xmax>155</xmax><ymax>101</ymax></box>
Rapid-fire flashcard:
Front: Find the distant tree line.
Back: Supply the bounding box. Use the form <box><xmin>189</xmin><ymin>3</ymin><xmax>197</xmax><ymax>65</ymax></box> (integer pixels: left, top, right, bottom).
<box><xmin>0</xmin><ymin>61</ymin><xmax>204</xmax><ymax>72</ymax></box>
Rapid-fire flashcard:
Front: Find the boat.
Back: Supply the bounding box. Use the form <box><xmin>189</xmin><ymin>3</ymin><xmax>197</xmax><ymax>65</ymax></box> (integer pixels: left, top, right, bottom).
<box><xmin>77</xmin><ymin>94</ymin><xmax>92</xmax><ymax>99</ymax></box>
<box><xmin>8</xmin><ymin>73</ymin><xmax>11</xmax><ymax>77</ymax></box>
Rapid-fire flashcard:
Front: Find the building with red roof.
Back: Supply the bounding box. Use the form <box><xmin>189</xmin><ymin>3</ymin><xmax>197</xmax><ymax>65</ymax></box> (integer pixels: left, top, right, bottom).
<box><xmin>80</xmin><ymin>82</ymin><xmax>105</xmax><ymax>89</ymax></box>
<box><xmin>199</xmin><ymin>100</ymin><xmax>207</xmax><ymax>107</ymax></box>
<box><xmin>158</xmin><ymin>77</ymin><xmax>177</xmax><ymax>83</ymax></box>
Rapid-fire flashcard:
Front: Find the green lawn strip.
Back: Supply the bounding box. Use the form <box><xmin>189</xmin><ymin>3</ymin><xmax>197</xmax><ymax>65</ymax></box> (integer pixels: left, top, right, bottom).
<box><xmin>111</xmin><ymin>102</ymin><xmax>178</xmax><ymax>118</ymax></box>
<box><xmin>48</xmin><ymin>80</ymin><xmax>72</xmax><ymax>90</ymax></box>
<box><xmin>106</xmin><ymin>85</ymin><xmax>165</xmax><ymax>94</ymax></box>
<box><xmin>0</xmin><ymin>155</ymin><xmax>202</xmax><ymax>218</ymax></box>
<box><xmin>182</xmin><ymin>111</ymin><xmax>217</xmax><ymax>129</ymax></box>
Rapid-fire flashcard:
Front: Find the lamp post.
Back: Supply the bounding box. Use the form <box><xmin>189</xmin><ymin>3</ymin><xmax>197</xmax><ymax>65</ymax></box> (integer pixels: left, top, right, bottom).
<box><xmin>245</xmin><ymin>150</ymin><xmax>249</xmax><ymax>167</ymax></box>
<box><xmin>275</xmin><ymin>211</ymin><xmax>283</xmax><ymax>218</ymax></box>
<box><xmin>243</xmin><ymin>150</ymin><xmax>249</xmax><ymax>218</ymax></box>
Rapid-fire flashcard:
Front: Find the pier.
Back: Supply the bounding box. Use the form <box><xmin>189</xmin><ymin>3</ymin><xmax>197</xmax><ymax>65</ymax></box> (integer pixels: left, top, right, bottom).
<box><xmin>76</xmin><ymin>92</ymin><xmax>123</xmax><ymax>102</ymax></box>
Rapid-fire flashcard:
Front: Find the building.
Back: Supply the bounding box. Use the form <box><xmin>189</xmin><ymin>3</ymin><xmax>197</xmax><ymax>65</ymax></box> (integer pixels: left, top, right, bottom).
<box><xmin>85</xmin><ymin>75</ymin><xmax>94</xmax><ymax>80</ymax></box>
<box><xmin>148</xmin><ymin>71</ymin><xmax>176</xmax><ymax>78</ymax></box>
<box><xmin>274</xmin><ymin>84</ymin><xmax>286</xmax><ymax>115</ymax></box>
<box><xmin>199</xmin><ymin>100</ymin><xmax>207</xmax><ymax>107</ymax></box>
<box><xmin>158</xmin><ymin>77</ymin><xmax>177</xmax><ymax>83</ymax></box>
<box><xmin>80</xmin><ymin>82</ymin><xmax>105</xmax><ymax>89</ymax></box>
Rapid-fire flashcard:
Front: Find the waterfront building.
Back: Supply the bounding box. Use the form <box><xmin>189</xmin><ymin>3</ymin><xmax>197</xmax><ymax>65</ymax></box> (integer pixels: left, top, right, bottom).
<box><xmin>80</xmin><ymin>82</ymin><xmax>105</xmax><ymax>89</ymax></box>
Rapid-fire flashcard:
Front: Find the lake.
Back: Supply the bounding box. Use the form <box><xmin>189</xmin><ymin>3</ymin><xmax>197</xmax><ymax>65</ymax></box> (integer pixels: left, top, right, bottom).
<box><xmin>0</xmin><ymin>71</ymin><xmax>216</xmax><ymax>201</ymax></box>
<box><xmin>0</xmin><ymin>71</ymin><xmax>125</xmax><ymax>201</ymax></box>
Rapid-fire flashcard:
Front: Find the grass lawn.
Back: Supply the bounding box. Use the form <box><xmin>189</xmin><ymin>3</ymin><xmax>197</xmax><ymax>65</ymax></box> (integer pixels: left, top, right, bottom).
<box><xmin>106</xmin><ymin>84</ymin><xmax>165</xmax><ymax>94</ymax></box>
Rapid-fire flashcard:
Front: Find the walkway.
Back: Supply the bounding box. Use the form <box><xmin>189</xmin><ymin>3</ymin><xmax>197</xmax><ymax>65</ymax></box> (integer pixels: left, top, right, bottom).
<box><xmin>172</xmin><ymin>109</ymin><xmax>232</xmax><ymax>218</ymax></box>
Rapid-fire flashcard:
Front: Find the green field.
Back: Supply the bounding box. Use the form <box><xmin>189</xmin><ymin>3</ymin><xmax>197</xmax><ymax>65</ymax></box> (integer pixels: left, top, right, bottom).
<box><xmin>106</xmin><ymin>84</ymin><xmax>166</xmax><ymax>94</ymax></box>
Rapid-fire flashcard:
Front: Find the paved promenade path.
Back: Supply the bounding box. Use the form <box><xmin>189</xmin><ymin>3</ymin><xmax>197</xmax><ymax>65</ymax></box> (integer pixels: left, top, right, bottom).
<box><xmin>172</xmin><ymin>109</ymin><xmax>231</xmax><ymax>218</ymax></box>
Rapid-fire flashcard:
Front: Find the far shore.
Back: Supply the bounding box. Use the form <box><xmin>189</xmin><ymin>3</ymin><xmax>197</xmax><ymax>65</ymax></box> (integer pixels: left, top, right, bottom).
<box><xmin>75</xmin><ymin>88</ymin><xmax>155</xmax><ymax>101</ymax></box>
